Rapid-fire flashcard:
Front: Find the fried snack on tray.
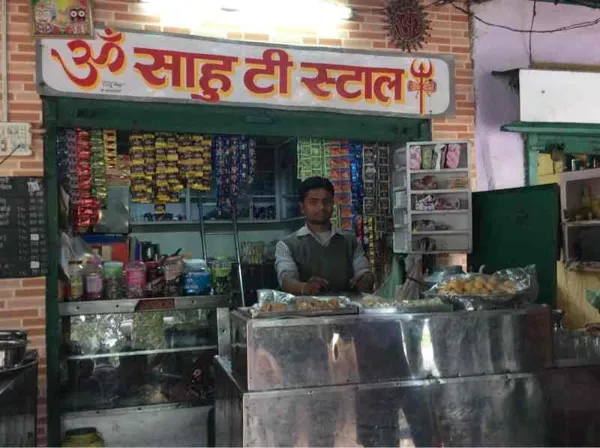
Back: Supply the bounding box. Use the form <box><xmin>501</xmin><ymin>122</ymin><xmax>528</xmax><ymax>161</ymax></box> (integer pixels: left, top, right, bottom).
<box><xmin>438</xmin><ymin>276</ymin><xmax>517</xmax><ymax>296</ymax></box>
<box><xmin>257</xmin><ymin>297</ymin><xmax>343</xmax><ymax>313</ymax></box>
<box><xmin>259</xmin><ymin>302</ymin><xmax>287</xmax><ymax>312</ymax></box>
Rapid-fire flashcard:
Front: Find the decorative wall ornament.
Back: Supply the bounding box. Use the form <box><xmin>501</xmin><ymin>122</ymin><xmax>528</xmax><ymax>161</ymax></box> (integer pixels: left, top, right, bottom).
<box><xmin>384</xmin><ymin>0</ymin><xmax>430</xmax><ymax>52</ymax></box>
<box><xmin>31</xmin><ymin>0</ymin><xmax>94</xmax><ymax>39</ymax></box>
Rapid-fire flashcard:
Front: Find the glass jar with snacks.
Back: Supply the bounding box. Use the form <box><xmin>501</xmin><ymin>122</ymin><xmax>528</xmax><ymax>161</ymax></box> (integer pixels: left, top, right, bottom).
<box><xmin>126</xmin><ymin>261</ymin><xmax>147</xmax><ymax>299</ymax></box>
<box><xmin>146</xmin><ymin>261</ymin><xmax>165</xmax><ymax>298</ymax></box>
<box><xmin>84</xmin><ymin>258</ymin><xmax>104</xmax><ymax>301</ymax></box>
<box><xmin>68</xmin><ymin>260</ymin><xmax>84</xmax><ymax>301</ymax></box>
<box><xmin>104</xmin><ymin>261</ymin><xmax>124</xmax><ymax>300</ymax></box>
<box><xmin>183</xmin><ymin>259</ymin><xmax>211</xmax><ymax>296</ymax></box>
<box><xmin>210</xmin><ymin>256</ymin><xmax>232</xmax><ymax>294</ymax></box>
<box><xmin>163</xmin><ymin>256</ymin><xmax>184</xmax><ymax>296</ymax></box>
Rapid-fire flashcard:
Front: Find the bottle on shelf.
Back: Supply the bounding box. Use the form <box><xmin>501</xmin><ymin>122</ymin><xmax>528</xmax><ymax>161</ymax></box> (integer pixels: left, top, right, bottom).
<box><xmin>183</xmin><ymin>259</ymin><xmax>211</xmax><ymax>296</ymax></box>
<box><xmin>68</xmin><ymin>260</ymin><xmax>84</xmax><ymax>301</ymax></box>
<box><xmin>104</xmin><ymin>261</ymin><xmax>124</xmax><ymax>300</ymax></box>
<box><xmin>84</xmin><ymin>257</ymin><xmax>104</xmax><ymax>301</ymax></box>
<box><xmin>146</xmin><ymin>261</ymin><xmax>165</xmax><ymax>298</ymax></box>
<box><xmin>210</xmin><ymin>256</ymin><xmax>232</xmax><ymax>295</ymax></box>
<box><xmin>126</xmin><ymin>260</ymin><xmax>147</xmax><ymax>299</ymax></box>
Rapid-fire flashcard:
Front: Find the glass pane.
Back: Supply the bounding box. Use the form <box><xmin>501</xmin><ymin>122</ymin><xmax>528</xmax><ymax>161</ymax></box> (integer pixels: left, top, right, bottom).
<box><xmin>66</xmin><ymin>310</ymin><xmax>216</xmax><ymax>355</ymax></box>
<box><xmin>248</xmin><ymin>173</ymin><xmax>275</xmax><ymax>196</ymax></box>
<box><xmin>60</xmin><ymin>350</ymin><xmax>215</xmax><ymax>412</ymax></box>
<box><xmin>61</xmin><ymin>309</ymin><xmax>217</xmax><ymax>412</ymax></box>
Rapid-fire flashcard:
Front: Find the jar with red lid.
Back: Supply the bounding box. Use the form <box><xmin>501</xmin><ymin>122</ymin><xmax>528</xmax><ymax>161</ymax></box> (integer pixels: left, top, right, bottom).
<box><xmin>146</xmin><ymin>261</ymin><xmax>165</xmax><ymax>298</ymax></box>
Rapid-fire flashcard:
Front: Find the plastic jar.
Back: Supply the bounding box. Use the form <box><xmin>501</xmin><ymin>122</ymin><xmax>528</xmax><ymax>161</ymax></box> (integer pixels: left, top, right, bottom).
<box><xmin>146</xmin><ymin>261</ymin><xmax>165</xmax><ymax>298</ymax></box>
<box><xmin>104</xmin><ymin>261</ymin><xmax>124</xmax><ymax>300</ymax></box>
<box><xmin>84</xmin><ymin>258</ymin><xmax>104</xmax><ymax>301</ymax></box>
<box><xmin>163</xmin><ymin>256</ymin><xmax>184</xmax><ymax>297</ymax></box>
<box><xmin>68</xmin><ymin>260</ymin><xmax>84</xmax><ymax>301</ymax></box>
<box><xmin>126</xmin><ymin>261</ymin><xmax>147</xmax><ymax>299</ymax></box>
<box><xmin>183</xmin><ymin>259</ymin><xmax>211</xmax><ymax>296</ymax></box>
<box><xmin>210</xmin><ymin>256</ymin><xmax>232</xmax><ymax>295</ymax></box>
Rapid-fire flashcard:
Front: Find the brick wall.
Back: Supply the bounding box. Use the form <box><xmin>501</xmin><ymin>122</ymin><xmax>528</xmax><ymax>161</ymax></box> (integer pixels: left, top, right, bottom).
<box><xmin>0</xmin><ymin>0</ymin><xmax>474</xmax><ymax>445</ymax></box>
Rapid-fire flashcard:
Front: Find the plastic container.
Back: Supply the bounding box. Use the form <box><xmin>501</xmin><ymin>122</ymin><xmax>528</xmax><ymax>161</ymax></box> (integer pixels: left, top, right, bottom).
<box><xmin>163</xmin><ymin>256</ymin><xmax>184</xmax><ymax>296</ymax></box>
<box><xmin>84</xmin><ymin>258</ymin><xmax>104</xmax><ymax>301</ymax></box>
<box><xmin>68</xmin><ymin>260</ymin><xmax>84</xmax><ymax>301</ymax></box>
<box><xmin>104</xmin><ymin>261</ymin><xmax>124</xmax><ymax>300</ymax></box>
<box><xmin>63</xmin><ymin>427</ymin><xmax>104</xmax><ymax>447</ymax></box>
<box><xmin>146</xmin><ymin>261</ymin><xmax>165</xmax><ymax>298</ymax></box>
<box><xmin>210</xmin><ymin>256</ymin><xmax>232</xmax><ymax>295</ymax></box>
<box><xmin>183</xmin><ymin>259</ymin><xmax>211</xmax><ymax>296</ymax></box>
<box><xmin>126</xmin><ymin>261</ymin><xmax>147</xmax><ymax>299</ymax></box>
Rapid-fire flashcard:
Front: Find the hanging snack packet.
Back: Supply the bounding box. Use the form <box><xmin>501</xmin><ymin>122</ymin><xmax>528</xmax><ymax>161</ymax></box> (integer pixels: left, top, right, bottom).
<box><xmin>408</xmin><ymin>145</ymin><xmax>422</xmax><ymax>170</ymax></box>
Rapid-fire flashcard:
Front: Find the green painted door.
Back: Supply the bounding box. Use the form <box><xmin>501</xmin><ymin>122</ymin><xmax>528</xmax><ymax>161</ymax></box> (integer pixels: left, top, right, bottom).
<box><xmin>468</xmin><ymin>184</ymin><xmax>560</xmax><ymax>307</ymax></box>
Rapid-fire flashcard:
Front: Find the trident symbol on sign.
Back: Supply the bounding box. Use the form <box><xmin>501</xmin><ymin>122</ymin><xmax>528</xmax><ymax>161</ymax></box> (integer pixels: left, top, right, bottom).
<box><xmin>408</xmin><ymin>60</ymin><xmax>437</xmax><ymax>115</ymax></box>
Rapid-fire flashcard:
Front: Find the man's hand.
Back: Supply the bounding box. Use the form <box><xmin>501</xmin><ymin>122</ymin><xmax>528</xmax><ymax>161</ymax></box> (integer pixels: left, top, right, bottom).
<box><xmin>302</xmin><ymin>277</ymin><xmax>329</xmax><ymax>295</ymax></box>
<box><xmin>350</xmin><ymin>272</ymin><xmax>374</xmax><ymax>293</ymax></box>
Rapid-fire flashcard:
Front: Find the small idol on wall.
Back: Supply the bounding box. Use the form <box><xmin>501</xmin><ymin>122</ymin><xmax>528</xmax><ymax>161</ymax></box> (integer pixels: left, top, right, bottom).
<box><xmin>30</xmin><ymin>0</ymin><xmax>94</xmax><ymax>39</ymax></box>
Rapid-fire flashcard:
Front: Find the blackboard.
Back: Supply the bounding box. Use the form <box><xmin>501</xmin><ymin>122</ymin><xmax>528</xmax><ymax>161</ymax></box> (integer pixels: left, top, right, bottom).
<box><xmin>0</xmin><ymin>177</ymin><xmax>48</xmax><ymax>278</ymax></box>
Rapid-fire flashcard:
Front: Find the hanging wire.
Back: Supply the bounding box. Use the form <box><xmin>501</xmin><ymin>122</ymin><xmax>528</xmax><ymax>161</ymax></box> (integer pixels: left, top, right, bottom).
<box><xmin>0</xmin><ymin>144</ymin><xmax>22</xmax><ymax>167</ymax></box>
<box><xmin>529</xmin><ymin>0</ymin><xmax>538</xmax><ymax>66</ymax></box>
<box><xmin>451</xmin><ymin>1</ymin><xmax>600</xmax><ymax>33</ymax></box>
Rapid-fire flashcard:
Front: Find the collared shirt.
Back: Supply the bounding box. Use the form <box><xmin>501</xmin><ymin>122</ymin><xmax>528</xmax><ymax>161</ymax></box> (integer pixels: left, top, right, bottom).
<box><xmin>275</xmin><ymin>225</ymin><xmax>372</xmax><ymax>287</ymax></box>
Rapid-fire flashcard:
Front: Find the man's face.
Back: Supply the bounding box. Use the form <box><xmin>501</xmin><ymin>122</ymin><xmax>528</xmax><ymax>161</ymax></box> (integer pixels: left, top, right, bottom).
<box><xmin>301</xmin><ymin>188</ymin><xmax>334</xmax><ymax>225</ymax></box>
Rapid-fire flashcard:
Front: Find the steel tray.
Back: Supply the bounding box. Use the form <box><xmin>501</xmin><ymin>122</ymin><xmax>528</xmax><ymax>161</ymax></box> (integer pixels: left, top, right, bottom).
<box><xmin>360</xmin><ymin>303</ymin><xmax>453</xmax><ymax>314</ymax></box>
<box><xmin>238</xmin><ymin>305</ymin><xmax>359</xmax><ymax>319</ymax></box>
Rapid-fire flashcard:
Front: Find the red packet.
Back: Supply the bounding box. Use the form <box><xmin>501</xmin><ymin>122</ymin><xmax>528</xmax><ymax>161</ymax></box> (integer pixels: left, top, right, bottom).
<box><xmin>330</xmin><ymin>157</ymin><xmax>350</xmax><ymax>169</ymax></box>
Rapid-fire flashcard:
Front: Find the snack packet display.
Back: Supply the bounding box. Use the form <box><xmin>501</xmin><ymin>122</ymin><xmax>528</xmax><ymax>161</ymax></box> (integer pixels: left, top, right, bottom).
<box><xmin>90</xmin><ymin>130</ymin><xmax>107</xmax><ymax>207</ymax></box>
<box><xmin>213</xmin><ymin>134</ymin><xmax>255</xmax><ymax>217</ymax></box>
<box><xmin>426</xmin><ymin>265</ymin><xmax>539</xmax><ymax>310</ymax></box>
<box><xmin>445</xmin><ymin>143</ymin><xmax>461</xmax><ymax>169</ymax></box>
<box><xmin>130</xmin><ymin>132</ymin><xmax>153</xmax><ymax>203</ymax></box>
<box><xmin>72</xmin><ymin>129</ymin><xmax>101</xmax><ymax>231</ymax></box>
<box><xmin>409</xmin><ymin>145</ymin><xmax>422</xmax><ymax>170</ymax></box>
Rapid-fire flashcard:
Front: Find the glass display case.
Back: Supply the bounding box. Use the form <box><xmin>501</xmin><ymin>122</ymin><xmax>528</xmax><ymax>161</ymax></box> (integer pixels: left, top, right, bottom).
<box><xmin>59</xmin><ymin>298</ymin><xmax>230</xmax><ymax>415</ymax></box>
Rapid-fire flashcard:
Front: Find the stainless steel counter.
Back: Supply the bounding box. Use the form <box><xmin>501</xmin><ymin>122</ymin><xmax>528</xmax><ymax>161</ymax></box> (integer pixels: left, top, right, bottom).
<box><xmin>215</xmin><ymin>357</ymin><xmax>600</xmax><ymax>447</ymax></box>
<box><xmin>217</xmin><ymin>305</ymin><xmax>600</xmax><ymax>447</ymax></box>
<box><xmin>231</xmin><ymin>305</ymin><xmax>553</xmax><ymax>391</ymax></box>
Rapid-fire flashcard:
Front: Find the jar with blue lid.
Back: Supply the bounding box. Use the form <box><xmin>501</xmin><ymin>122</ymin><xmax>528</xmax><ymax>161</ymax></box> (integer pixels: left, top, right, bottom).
<box><xmin>183</xmin><ymin>259</ymin><xmax>212</xmax><ymax>296</ymax></box>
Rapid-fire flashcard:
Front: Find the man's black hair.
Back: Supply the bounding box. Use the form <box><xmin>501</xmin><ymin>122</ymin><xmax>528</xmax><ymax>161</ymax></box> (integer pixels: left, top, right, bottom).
<box><xmin>298</xmin><ymin>176</ymin><xmax>335</xmax><ymax>202</ymax></box>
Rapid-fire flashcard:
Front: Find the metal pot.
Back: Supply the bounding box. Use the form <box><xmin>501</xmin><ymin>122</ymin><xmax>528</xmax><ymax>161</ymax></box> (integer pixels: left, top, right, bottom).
<box><xmin>0</xmin><ymin>330</ymin><xmax>26</xmax><ymax>341</ymax></box>
<box><xmin>0</xmin><ymin>339</ymin><xmax>27</xmax><ymax>369</ymax></box>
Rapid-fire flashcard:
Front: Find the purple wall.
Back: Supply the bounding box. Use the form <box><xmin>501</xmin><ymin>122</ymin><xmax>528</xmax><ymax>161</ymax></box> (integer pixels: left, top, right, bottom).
<box><xmin>473</xmin><ymin>0</ymin><xmax>600</xmax><ymax>190</ymax></box>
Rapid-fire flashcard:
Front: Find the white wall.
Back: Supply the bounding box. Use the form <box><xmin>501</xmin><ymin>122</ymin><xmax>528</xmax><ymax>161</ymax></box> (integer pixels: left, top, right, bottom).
<box><xmin>473</xmin><ymin>0</ymin><xmax>600</xmax><ymax>190</ymax></box>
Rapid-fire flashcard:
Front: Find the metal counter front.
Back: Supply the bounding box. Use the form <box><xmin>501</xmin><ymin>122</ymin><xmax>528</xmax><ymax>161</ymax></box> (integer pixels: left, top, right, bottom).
<box><xmin>230</xmin><ymin>306</ymin><xmax>553</xmax><ymax>391</ymax></box>
<box><xmin>217</xmin><ymin>306</ymin><xmax>600</xmax><ymax>447</ymax></box>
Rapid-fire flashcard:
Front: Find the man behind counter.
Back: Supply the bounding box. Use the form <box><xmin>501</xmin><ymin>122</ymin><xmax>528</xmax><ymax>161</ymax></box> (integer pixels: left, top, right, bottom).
<box><xmin>275</xmin><ymin>176</ymin><xmax>375</xmax><ymax>295</ymax></box>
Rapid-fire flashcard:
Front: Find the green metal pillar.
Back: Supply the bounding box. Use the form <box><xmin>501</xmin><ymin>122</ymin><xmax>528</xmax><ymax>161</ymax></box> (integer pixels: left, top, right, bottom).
<box><xmin>43</xmin><ymin>99</ymin><xmax>61</xmax><ymax>447</ymax></box>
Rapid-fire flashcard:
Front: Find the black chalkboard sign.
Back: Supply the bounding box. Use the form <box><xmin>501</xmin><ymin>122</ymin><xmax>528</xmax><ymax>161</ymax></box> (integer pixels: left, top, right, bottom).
<box><xmin>0</xmin><ymin>177</ymin><xmax>47</xmax><ymax>278</ymax></box>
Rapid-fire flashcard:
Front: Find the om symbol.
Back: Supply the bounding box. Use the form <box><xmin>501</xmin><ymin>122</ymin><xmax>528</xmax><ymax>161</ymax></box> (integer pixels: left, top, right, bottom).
<box><xmin>50</xmin><ymin>28</ymin><xmax>126</xmax><ymax>91</ymax></box>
